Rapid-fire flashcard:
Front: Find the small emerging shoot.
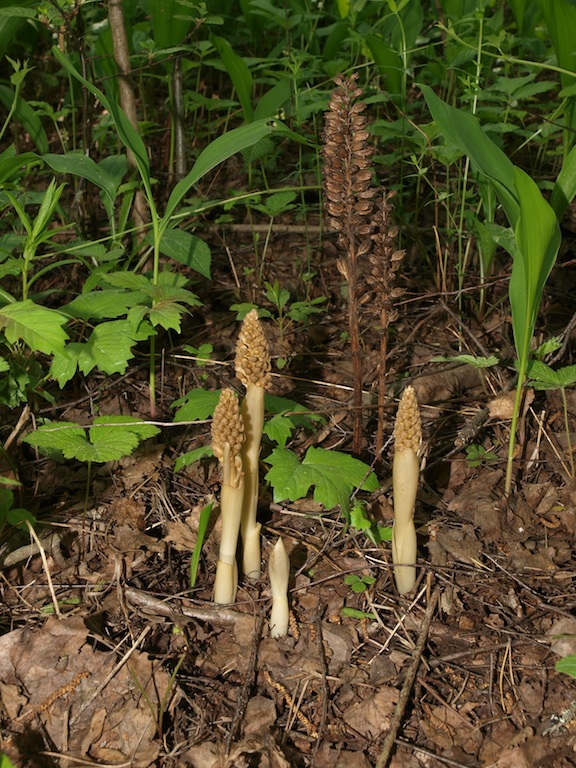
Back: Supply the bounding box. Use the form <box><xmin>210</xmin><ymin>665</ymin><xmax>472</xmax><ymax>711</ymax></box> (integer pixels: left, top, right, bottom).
<box><xmin>268</xmin><ymin>537</ymin><xmax>290</xmax><ymax>638</ymax></box>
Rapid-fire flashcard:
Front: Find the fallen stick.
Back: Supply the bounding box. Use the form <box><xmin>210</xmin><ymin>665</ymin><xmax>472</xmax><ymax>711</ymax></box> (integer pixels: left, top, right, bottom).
<box><xmin>375</xmin><ymin>584</ymin><xmax>439</xmax><ymax>768</ymax></box>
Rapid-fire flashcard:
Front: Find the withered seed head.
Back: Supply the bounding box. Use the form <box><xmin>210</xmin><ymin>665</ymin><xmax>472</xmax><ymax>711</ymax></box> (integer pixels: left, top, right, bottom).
<box><xmin>394</xmin><ymin>386</ymin><xmax>421</xmax><ymax>454</ymax></box>
<box><xmin>212</xmin><ymin>388</ymin><xmax>245</xmax><ymax>465</ymax></box>
<box><xmin>235</xmin><ymin>309</ymin><xmax>271</xmax><ymax>389</ymax></box>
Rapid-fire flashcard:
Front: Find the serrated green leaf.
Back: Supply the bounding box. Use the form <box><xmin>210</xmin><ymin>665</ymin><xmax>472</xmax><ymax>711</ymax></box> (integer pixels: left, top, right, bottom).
<box><xmin>23</xmin><ymin>416</ymin><xmax>160</xmax><ymax>463</ymax></box>
<box><xmin>264</xmin><ymin>446</ymin><xmax>378</xmax><ymax>512</ymax></box>
<box><xmin>431</xmin><ymin>354</ymin><xmax>499</xmax><ymax>368</ymax></box>
<box><xmin>62</xmin><ymin>290</ymin><xmax>148</xmax><ymax>321</ymax></box>
<box><xmin>102</xmin><ymin>272</ymin><xmax>153</xmax><ymax>293</ymax></box>
<box><xmin>556</xmin><ymin>655</ymin><xmax>576</xmax><ymax>679</ymax></box>
<box><xmin>175</xmin><ymin>444</ymin><xmax>213</xmax><ymax>472</ymax></box>
<box><xmin>263</xmin><ymin>413</ymin><xmax>295</xmax><ymax>447</ymax></box>
<box><xmin>0</xmin><ymin>300</ymin><xmax>68</xmax><ymax>354</ymax></box>
<box><xmin>172</xmin><ymin>388</ymin><xmax>221</xmax><ymax>421</ymax></box>
<box><xmin>23</xmin><ymin>421</ymin><xmax>88</xmax><ymax>458</ymax></box>
<box><xmin>149</xmin><ymin>302</ymin><xmax>187</xmax><ymax>331</ymax></box>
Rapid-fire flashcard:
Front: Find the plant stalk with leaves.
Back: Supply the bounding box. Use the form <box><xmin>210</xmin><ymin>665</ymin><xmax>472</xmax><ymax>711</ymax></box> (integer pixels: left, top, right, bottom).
<box><xmin>392</xmin><ymin>386</ymin><xmax>421</xmax><ymax>595</ymax></box>
<box><xmin>235</xmin><ymin>309</ymin><xmax>271</xmax><ymax>580</ymax></box>
<box><xmin>211</xmin><ymin>388</ymin><xmax>245</xmax><ymax>604</ymax></box>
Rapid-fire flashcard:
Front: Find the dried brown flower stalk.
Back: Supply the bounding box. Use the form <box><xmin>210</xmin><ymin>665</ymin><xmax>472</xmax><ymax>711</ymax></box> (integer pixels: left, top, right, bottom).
<box><xmin>323</xmin><ymin>75</ymin><xmax>405</xmax><ymax>457</ymax></box>
<box><xmin>323</xmin><ymin>73</ymin><xmax>376</xmax><ymax>455</ymax></box>
<box><xmin>368</xmin><ymin>191</ymin><xmax>406</xmax><ymax>459</ymax></box>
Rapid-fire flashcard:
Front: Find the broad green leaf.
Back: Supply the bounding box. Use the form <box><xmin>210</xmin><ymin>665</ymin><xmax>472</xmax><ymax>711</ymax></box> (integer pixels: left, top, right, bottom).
<box><xmin>510</xmin><ymin>168</ymin><xmax>561</xmax><ymax>367</ymax></box>
<box><xmin>149</xmin><ymin>0</ymin><xmax>192</xmax><ymax>49</ymax></box>
<box><xmin>254</xmin><ymin>79</ymin><xmax>292</xmax><ymax>121</ymax></box>
<box><xmin>24</xmin><ymin>416</ymin><xmax>160</xmax><ymax>463</ymax></box>
<box><xmin>175</xmin><ymin>444</ymin><xmax>213</xmax><ymax>472</ymax></box>
<box><xmin>551</xmin><ymin>141</ymin><xmax>576</xmax><ymax>219</ymax></box>
<box><xmin>158</xmin><ymin>228</ymin><xmax>211</xmax><ymax>279</ymax></box>
<box><xmin>172</xmin><ymin>388</ymin><xmax>221</xmax><ymax>421</ymax></box>
<box><xmin>149</xmin><ymin>302</ymin><xmax>187</xmax><ymax>331</ymax></box>
<box><xmin>211</xmin><ymin>34</ymin><xmax>254</xmax><ymax>122</ymax></box>
<box><xmin>556</xmin><ymin>655</ymin><xmax>576</xmax><ymax>679</ymax></box>
<box><xmin>364</xmin><ymin>35</ymin><xmax>403</xmax><ymax>95</ymax></box>
<box><xmin>264</xmin><ymin>446</ymin><xmax>379</xmax><ymax>512</ymax></box>
<box><xmin>23</xmin><ymin>421</ymin><xmax>87</xmax><ymax>459</ymax></box>
<box><xmin>420</xmin><ymin>84</ymin><xmax>519</xmax><ymax>226</ymax></box>
<box><xmin>43</xmin><ymin>152</ymin><xmax>116</xmax><ymax>205</ymax></box>
<box><xmin>102</xmin><ymin>272</ymin><xmax>153</xmax><ymax>293</ymax></box>
<box><xmin>62</xmin><ymin>290</ymin><xmax>148</xmax><ymax>321</ymax></box>
<box><xmin>163</xmin><ymin>119</ymin><xmax>283</xmax><ymax>224</ymax></box>
<box><xmin>526</xmin><ymin>360</ymin><xmax>576</xmax><ymax>389</ymax></box>
<box><xmin>51</xmin><ymin>320</ymin><xmax>148</xmax><ymax>385</ymax></box>
<box><xmin>0</xmin><ymin>147</ymin><xmax>39</xmax><ymax>184</ymax></box>
<box><xmin>0</xmin><ymin>301</ymin><xmax>68</xmax><ymax>354</ymax></box>
<box><xmin>263</xmin><ymin>413</ymin><xmax>296</xmax><ymax>448</ymax></box>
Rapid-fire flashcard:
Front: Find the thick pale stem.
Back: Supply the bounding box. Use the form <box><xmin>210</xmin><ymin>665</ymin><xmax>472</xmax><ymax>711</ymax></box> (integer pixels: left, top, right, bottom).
<box><xmin>392</xmin><ymin>448</ymin><xmax>419</xmax><ymax>594</ymax></box>
<box><xmin>213</xmin><ymin>475</ymin><xmax>244</xmax><ymax>604</ymax></box>
<box><xmin>240</xmin><ymin>383</ymin><xmax>265</xmax><ymax>580</ymax></box>
<box><xmin>269</xmin><ymin>538</ymin><xmax>290</xmax><ymax>638</ymax></box>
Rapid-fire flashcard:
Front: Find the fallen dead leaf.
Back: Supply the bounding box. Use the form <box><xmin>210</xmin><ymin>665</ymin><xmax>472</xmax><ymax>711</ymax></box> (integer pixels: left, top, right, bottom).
<box><xmin>343</xmin><ymin>686</ymin><xmax>398</xmax><ymax>739</ymax></box>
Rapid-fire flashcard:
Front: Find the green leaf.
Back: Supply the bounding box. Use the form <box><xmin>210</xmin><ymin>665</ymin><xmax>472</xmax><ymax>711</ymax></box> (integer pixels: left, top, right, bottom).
<box><xmin>23</xmin><ymin>416</ymin><xmax>160</xmax><ymax>463</ymax></box>
<box><xmin>263</xmin><ymin>413</ymin><xmax>295</xmax><ymax>447</ymax></box>
<box><xmin>551</xmin><ymin>141</ymin><xmax>576</xmax><ymax>219</ymax></box>
<box><xmin>211</xmin><ymin>33</ymin><xmax>254</xmax><ymax>122</ymax></box>
<box><xmin>0</xmin><ymin>147</ymin><xmax>39</xmax><ymax>185</ymax></box>
<box><xmin>556</xmin><ymin>655</ymin><xmax>576</xmax><ymax>679</ymax></box>
<box><xmin>172</xmin><ymin>388</ymin><xmax>221</xmax><ymax>421</ymax></box>
<box><xmin>52</xmin><ymin>48</ymin><xmax>150</xmax><ymax>184</ymax></box>
<box><xmin>175</xmin><ymin>444</ymin><xmax>213</xmax><ymax>472</ymax></box>
<box><xmin>420</xmin><ymin>84</ymin><xmax>519</xmax><ymax>226</ymax></box>
<box><xmin>102</xmin><ymin>272</ymin><xmax>153</xmax><ymax>293</ymax></box>
<box><xmin>62</xmin><ymin>290</ymin><xmax>148</xmax><ymax>321</ymax></box>
<box><xmin>157</xmin><ymin>228</ymin><xmax>211</xmax><ymax>279</ymax></box>
<box><xmin>0</xmin><ymin>300</ymin><xmax>68</xmax><ymax>354</ymax></box>
<box><xmin>510</xmin><ymin>168</ymin><xmax>561</xmax><ymax>371</ymax></box>
<box><xmin>43</xmin><ymin>152</ymin><xmax>117</xmax><ymax>205</ymax></box>
<box><xmin>50</xmin><ymin>319</ymin><xmax>148</xmax><ymax>386</ymax></box>
<box><xmin>190</xmin><ymin>501</ymin><xmax>213</xmax><ymax>588</ymax></box>
<box><xmin>526</xmin><ymin>359</ymin><xmax>576</xmax><ymax>390</ymax></box>
<box><xmin>149</xmin><ymin>301</ymin><xmax>187</xmax><ymax>331</ymax></box>
<box><xmin>149</xmin><ymin>0</ymin><xmax>192</xmax><ymax>50</ymax></box>
<box><xmin>431</xmin><ymin>354</ymin><xmax>499</xmax><ymax>368</ymax></box>
<box><xmin>163</xmin><ymin>119</ymin><xmax>284</xmax><ymax>224</ymax></box>
<box><xmin>264</xmin><ymin>446</ymin><xmax>379</xmax><ymax>513</ymax></box>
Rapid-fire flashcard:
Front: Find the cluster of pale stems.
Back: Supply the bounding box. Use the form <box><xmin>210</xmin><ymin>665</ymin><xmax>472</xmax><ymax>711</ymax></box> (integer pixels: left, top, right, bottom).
<box><xmin>211</xmin><ymin>310</ymin><xmax>422</xmax><ymax>637</ymax></box>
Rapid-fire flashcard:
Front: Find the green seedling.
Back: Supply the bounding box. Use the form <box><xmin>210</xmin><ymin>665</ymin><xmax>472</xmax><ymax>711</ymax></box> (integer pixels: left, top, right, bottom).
<box><xmin>350</xmin><ymin>502</ymin><xmax>392</xmax><ymax>545</ymax></box>
<box><xmin>431</xmin><ymin>354</ymin><xmax>499</xmax><ymax>369</ymax></box>
<box><xmin>344</xmin><ymin>572</ymin><xmax>376</xmax><ymax>594</ymax></box>
<box><xmin>465</xmin><ymin>444</ymin><xmax>499</xmax><ymax>468</ymax></box>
